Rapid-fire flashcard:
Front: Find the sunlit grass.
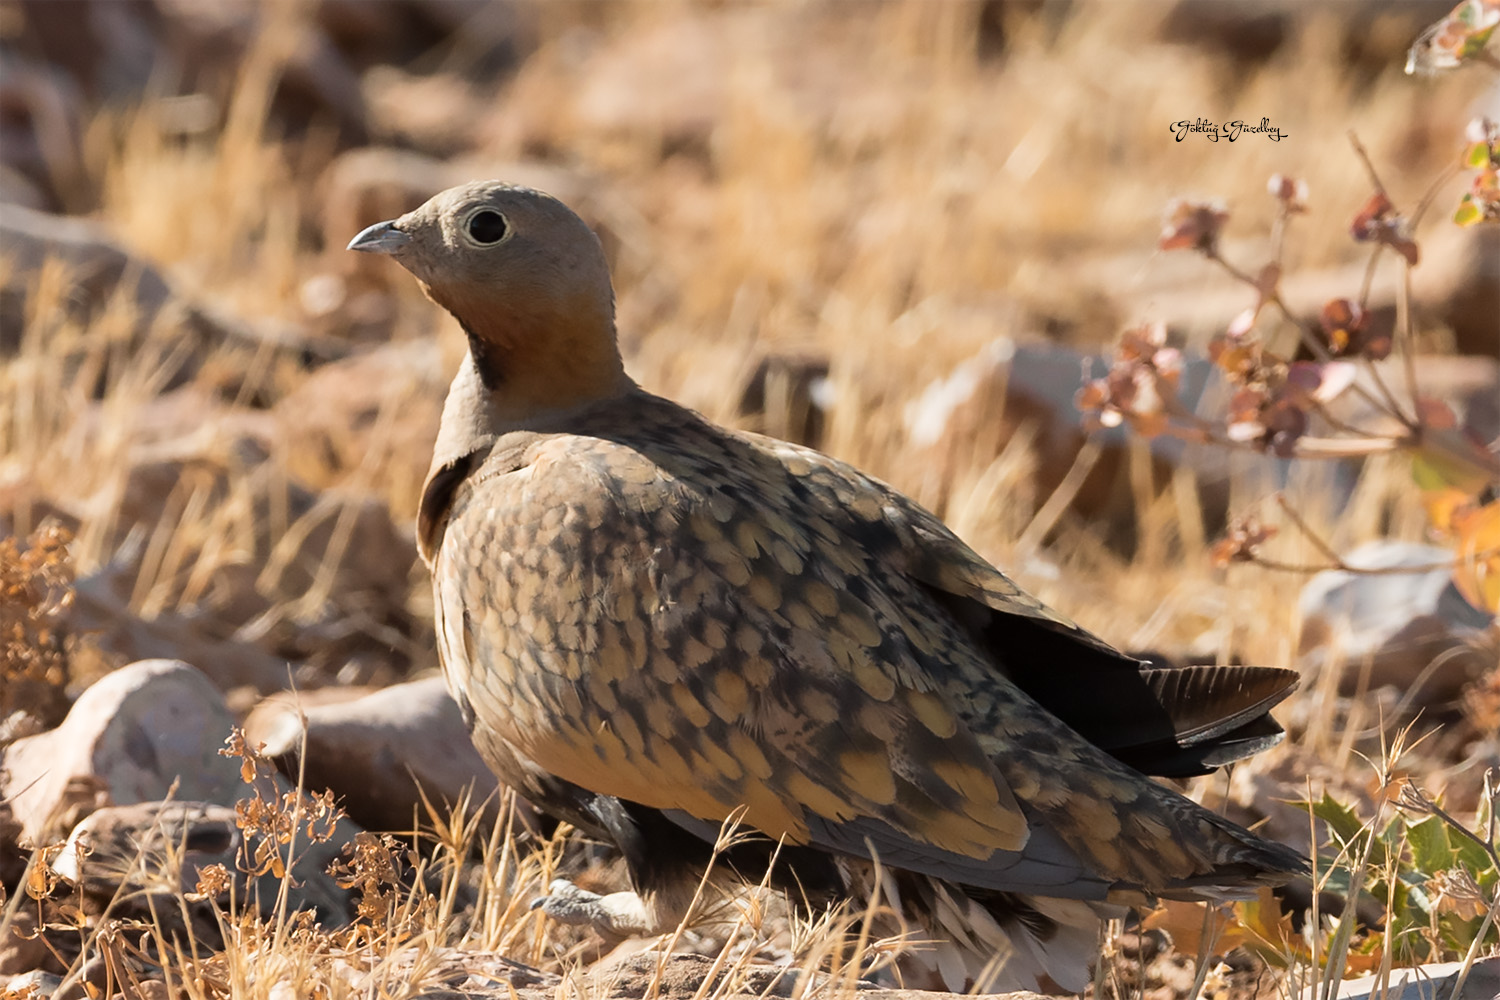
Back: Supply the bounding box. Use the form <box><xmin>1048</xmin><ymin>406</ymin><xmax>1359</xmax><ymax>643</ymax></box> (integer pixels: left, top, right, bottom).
<box><xmin>2</xmin><ymin>0</ymin><xmax>1494</xmax><ymax>995</ymax></box>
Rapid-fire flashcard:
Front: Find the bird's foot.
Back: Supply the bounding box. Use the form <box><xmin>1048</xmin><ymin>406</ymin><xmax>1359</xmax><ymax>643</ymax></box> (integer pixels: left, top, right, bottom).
<box><xmin>530</xmin><ymin>878</ymin><xmax>654</xmax><ymax>937</ymax></box>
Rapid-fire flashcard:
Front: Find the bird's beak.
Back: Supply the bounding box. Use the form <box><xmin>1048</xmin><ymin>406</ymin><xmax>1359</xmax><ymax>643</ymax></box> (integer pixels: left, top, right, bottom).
<box><xmin>347</xmin><ymin>220</ymin><xmax>410</xmax><ymax>255</ymax></box>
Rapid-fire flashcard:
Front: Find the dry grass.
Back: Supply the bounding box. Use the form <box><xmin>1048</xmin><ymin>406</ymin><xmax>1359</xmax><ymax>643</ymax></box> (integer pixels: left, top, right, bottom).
<box><xmin>1</xmin><ymin>0</ymin><xmax>1496</xmax><ymax>996</ymax></box>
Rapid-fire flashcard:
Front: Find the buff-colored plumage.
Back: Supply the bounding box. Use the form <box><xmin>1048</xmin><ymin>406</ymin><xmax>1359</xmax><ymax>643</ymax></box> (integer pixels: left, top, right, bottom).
<box><xmin>349</xmin><ymin>182</ymin><xmax>1305</xmax><ymax>994</ymax></box>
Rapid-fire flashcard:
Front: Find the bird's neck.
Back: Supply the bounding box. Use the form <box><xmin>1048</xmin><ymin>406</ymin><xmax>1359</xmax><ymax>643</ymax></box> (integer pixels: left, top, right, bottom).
<box><xmin>431</xmin><ymin>285</ymin><xmax>633</xmax><ymax>430</ymax></box>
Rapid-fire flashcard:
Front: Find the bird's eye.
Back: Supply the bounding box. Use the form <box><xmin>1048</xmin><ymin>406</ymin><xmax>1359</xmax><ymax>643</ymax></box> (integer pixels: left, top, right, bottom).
<box><xmin>467</xmin><ymin>210</ymin><xmax>509</xmax><ymax>245</ymax></box>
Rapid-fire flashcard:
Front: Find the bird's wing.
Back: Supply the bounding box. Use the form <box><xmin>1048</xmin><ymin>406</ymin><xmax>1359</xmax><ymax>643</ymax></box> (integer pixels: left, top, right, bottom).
<box><xmin>776</xmin><ymin>443</ymin><xmax>1298</xmax><ymax>777</ymax></box>
<box><xmin>431</xmin><ymin>399</ymin><xmax>1301</xmax><ymax>897</ymax></box>
<box><xmin>429</xmin><ymin>417</ymin><xmax>1164</xmax><ymax>896</ymax></box>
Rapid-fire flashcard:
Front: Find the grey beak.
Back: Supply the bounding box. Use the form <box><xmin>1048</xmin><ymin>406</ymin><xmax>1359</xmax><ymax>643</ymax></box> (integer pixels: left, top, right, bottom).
<box><xmin>347</xmin><ymin>220</ymin><xmax>410</xmax><ymax>254</ymax></box>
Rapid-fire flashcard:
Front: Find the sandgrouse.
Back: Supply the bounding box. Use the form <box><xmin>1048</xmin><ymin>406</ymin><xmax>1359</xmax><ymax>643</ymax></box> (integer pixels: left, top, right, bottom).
<box><xmin>349</xmin><ymin>182</ymin><xmax>1306</xmax><ymax>994</ymax></box>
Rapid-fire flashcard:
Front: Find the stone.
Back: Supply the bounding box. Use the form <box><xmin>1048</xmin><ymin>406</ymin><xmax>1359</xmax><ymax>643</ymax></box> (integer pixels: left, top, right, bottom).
<box><xmin>0</xmin><ymin>660</ymin><xmax>243</xmax><ymax>843</ymax></box>
<box><xmin>64</xmin><ymin>556</ymin><xmax>292</xmax><ymax>696</ymax></box>
<box><xmin>735</xmin><ymin>352</ymin><xmax>832</xmax><ymax>449</ymax></box>
<box><xmin>51</xmin><ymin>800</ymin><xmax>354</xmax><ymax>928</ymax></box>
<box><xmin>37</xmin><ymin>432</ymin><xmax>425</xmax><ymax>688</ymax></box>
<box><xmin>0</xmin><ymin>205</ymin><xmax>334</xmax><ymax>398</ymax></box>
<box><xmin>1301</xmin><ymin>957</ymin><xmax>1500</xmax><ymax>1000</ymax></box>
<box><xmin>246</xmin><ymin>676</ymin><xmax>504</xmax><ymax>834</ymax></box>
<box><xmin>273</xmin><ymin>339</ymin><xmax>447</xmax><ymax>518</ymax></box>
<box><xmin>0</xmin><ymin>54</ymin><xmax>87</xmax><ymax>212</ymax></box>
<box><xmin>898</xmin><ymin>335</ymin><xmax>1272</xmax><ymax>547</ymax></box>
<box><xmin>0</xmin><ymin>204</ymin><xmax>181</xmax><ymax>356</ymax></box>
<box><xmin>1298</xmin><ymin>541</ymin><xmax>1498</xmax><ymax>706</ymax></box>
<box><xmin>1420</xmin><ymin>223</ymin><xmax>1500</xmax><ymax>358</ymax></box>
<box><xmin>1</xmin><ymin>971</ymin><xmax>67</xmax><ymax>998</ymax></box>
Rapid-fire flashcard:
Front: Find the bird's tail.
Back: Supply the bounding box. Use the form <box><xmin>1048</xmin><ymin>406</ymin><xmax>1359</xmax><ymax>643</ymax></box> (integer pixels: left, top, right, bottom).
<box><xmin>843</xmin><ymin>862</ymin><xmax>1120</xmax><ymax>995</ymax></box>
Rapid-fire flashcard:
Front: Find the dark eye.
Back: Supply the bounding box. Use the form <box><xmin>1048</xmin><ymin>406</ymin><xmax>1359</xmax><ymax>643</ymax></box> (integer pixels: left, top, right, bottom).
<box><xmin>467</xmin><ymin>210</ymin><xmax>508</xmax><ymax>245</ymax></box>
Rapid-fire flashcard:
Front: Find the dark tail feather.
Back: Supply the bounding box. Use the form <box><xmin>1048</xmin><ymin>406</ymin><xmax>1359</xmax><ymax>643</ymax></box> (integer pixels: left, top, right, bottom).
<box><xmin>1106</xmin><ymin>665</ymin><xmax>1299</xmax><ymax>776</ymax></box>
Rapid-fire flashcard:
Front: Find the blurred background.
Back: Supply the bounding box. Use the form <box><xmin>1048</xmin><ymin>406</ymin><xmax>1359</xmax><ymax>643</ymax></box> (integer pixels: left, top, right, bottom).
<box><xmin>0</xmin><ymin>0</ymin><xmax>1497</xmax><ymax>859</ymax></box>
<box><xmin>1</xmin><ymin>0</ymin><xmax>1499</xmax><ymax>993</ymax></box>
<box><xmin>2</xmin><ymin>0</ymin><xmax>1497</xmax><ymax>759</ymax></box>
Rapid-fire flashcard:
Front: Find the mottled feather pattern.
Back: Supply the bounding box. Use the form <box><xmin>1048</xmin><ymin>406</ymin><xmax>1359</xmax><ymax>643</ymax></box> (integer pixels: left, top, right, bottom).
<box><xmin>348</xmin><ymin>181</ymin><xmax>1306</xmax><ymax>994</ymax></box>
<box><xmin>433</xmin><ymin>391</ymin><xmax>1295</xmax><ymax>896</ymax></box>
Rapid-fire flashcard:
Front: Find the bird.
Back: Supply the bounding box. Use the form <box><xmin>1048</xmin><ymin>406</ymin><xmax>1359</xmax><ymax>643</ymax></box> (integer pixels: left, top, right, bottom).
<box><xmin>348</xmin><ymin>181</ymin><xmax>1307</xmax><ymax>994</ymax></box>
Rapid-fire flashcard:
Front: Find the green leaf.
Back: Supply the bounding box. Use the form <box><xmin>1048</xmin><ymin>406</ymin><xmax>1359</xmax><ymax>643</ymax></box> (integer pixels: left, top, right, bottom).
<box><xmin>1409</xmin><ymin>414</ymin><xmax>1500</xmax><ymax>494</ymax></box>
<box><xmin>1451</xmin><ymin>830</ymin><xmax>1497</xmax><ymax>881</ymax></box>
<box><xmin>1463</xmin><ymin>142</ymin><xmax>1492</xmax><ymax>169</ymax></box>
<box><xmin>1307</xmin><ymin>792</ymin><xmax>1367</xmax><ymax>847</ymax></box>
<box><xmin>1454</xmin><ymin>195</ymin><xmax>1484</xmax><ymax>227</ymax></box>
<box><xmin>1406</xmin><ymin>814</ymin><xmax>1455</xmax><ymax>876</ymax></box>
<box><xmin>1461</xmin><ymin>22</ymin><xmax>1498</xmax><ymax>59</ymax></box>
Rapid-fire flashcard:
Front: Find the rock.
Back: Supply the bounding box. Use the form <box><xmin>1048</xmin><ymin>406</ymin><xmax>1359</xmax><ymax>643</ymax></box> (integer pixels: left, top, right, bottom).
<box><xmin>1422</xmin><ymin>223</ymin><xmax>1500</xmax><ymax>358</ymax></box>
<box><xmin>897</xmin><ymin>333</ymin><xmax>1500</xmax><ymax>556</ymax></box>
<box><xmin>318</xmin><ymin>146</ymin><xmax>452</xmax><ymax>273</ymax></box>
<box><xmin>578</xmin><ymin>954</ymin><xmax>1050</xmax><ymax>1000</ymax></box>
<box><xmin>0</xmin><ymin>205</ymin><xmax>334</xmax><ymax>397</ymax></box>
<box><xmin>51</xmin><ymin>800</ymin><xmax>353</xmax><ymax>929</ymax></box>
<box><xmin>0</xmin><ymin>659</ymin><xmax>243</xmax><ymax>842</ymax></box>
<box><xmin>0</xmin><ymin>54</ymin><xmax>87</xmax><ymax>211</ymax></box>
<box><xmin>897</xmin><ymin>335</ymin><xmax>1276</xmax><ymax>548</ymax></box>
<box><xmin>327</xmin><ymin>947</ymin><xmax>556</xmax><ymax>997</ymax></box>
<box><xmin>273</xmin><ymin>339</ymin><xmax>448</xmax><ymax>518</ymax></box>
<box><xmin>1302</xmin><ymin>957</ymin><xmax>1500</xmax><ymax>1000</ymax></box>
<box><xmin>1</xmin><ymin>971</ymin><xmax>67</xmax><ymax>998</ymax></box>
<box><xmin>735</xmin><ymin>352</ymin><xmax>832</xmax><ymax>448</ymax></box>
<box><xmin>361</xmin><ymin>67</ymin><xmax>492</xmax><ymax>155</ymax></box>
<box><xmin>246</xmin><ymin>676</ymin><xmax>504</xmax><ymax>834</ymax></box>
<box><xmin>1096</xmin><ymin>220</ymin><xmax>1500</xmax><ymax>361</ymax></box>
<box><xmin>159</xmin><ymin>0</ymin><xmax>368</xmax><ymax>145</ymax></box>
<box><xmin>111</xmin><ymin>980</ymin><xmax>171</xmax><ymax>1000</ymax></box>
<box><xmin>0</xmin><ymin>204</ymin><xmax>181</xmax><ymax>355</ymax></box>
<box><xmin>51</xmin><ymin>801</ymin><xmax>237</xmax><ymax>898</ymax></box>
<box><xmin>320</xmin><ymin>0</ymin><xmax>531</xmax><ymax>78</ymax></box>
<box><xmin>386</xmin><ymin>950</ymin><xmax>1050</xmax><ymax>1000</ymax></box>
<box><xmin>1159</xmin><ymin>0</ymin><xmax>1452</xmax><ymax>72</ymax></box>
<box><xmin>66</xmin><ymin>563</ymin><xmax>294</xmax><ymax>697</ymax></box>
<box><xmin>32</xmin><ymin>423</ymin><xmax>426</xmax><ymax>688</ymax></box>
<box><xmin>0</xmin><ymin>162</ymin><xmax>51</xmax><ymax>210</ymax></box>
<box><xmin>14</xmin><ymin>0</ymin><xmax>162</xmax><ymax>104</ymax></box>
<box><xmin>1298</xmin><ymin>541</ymin><xmax>1498</xmax><ymax>706</ymax></box>
<box><xmin>555</xmin><ymin>11</ymin><xmax>732</xmax><ymax>159</ymax></box>
<box><xmin>0</xmin><ymin>910</ymin><xmax>68</xmax><ymax>980</ymax></box>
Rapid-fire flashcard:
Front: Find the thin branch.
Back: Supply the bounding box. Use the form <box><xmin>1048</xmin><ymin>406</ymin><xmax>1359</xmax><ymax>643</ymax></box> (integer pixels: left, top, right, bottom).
<box><xmin>1348</xmin><ymin>131</ymin><xmax>1388</xmax><ymax>199</ymax></box>
<box><xmin>1399</xmin><ymin>258</ymin><xmax>1421</xmax><ymax>423</ymax></box>
<box><xmin>1246</xmin><ymin>552</ymin><xmax>1500</xmax><ymax>576</ymax></box>
<box><xmin>1202</xmin><ymin>245</ymin><xmax>1409</xmax><ymax>424</ymax></box>
<box><xmin>1398</xmin><ymin>782</ymin><xmax>1500</xmax><ymax>869</ymax></box>
<box><xmin>1357</xmin><ymin>244</ymin><xmax>1383</xmax><ymax>308</ymax></box>
<box><xmin>1411</xmin><ymin>162</ymin><xmax>1465</xmax><ymax>229</ymax></box>
<box><xmin>1364</xmin><ymin>353</ymin><xmax>1416</xmax><ymax>427</ymax></box>
<box><xmin>1151</xmin><ymin>400</ymin><xmax>1411</xmax><ymax>457</ymax></box>
<box><xmin>1275</xmin><ymin>493</ymin><xmax>1347</xmax><ymax>567</ymax></box>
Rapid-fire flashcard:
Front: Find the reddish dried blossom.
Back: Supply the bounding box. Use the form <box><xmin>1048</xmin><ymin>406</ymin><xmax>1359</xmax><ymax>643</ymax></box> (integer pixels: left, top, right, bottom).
<box><xmin>1208</xmin><ymin>327</ymin><xmax>1264</xmax><ymax>384</ymax></box>
<box><xmin>1267</xmin><ymin>174</ymin><xmax>1308</xmax><ymax>213</ymax></box>
<box><xmin>1076</xmin><ymin>323</ymin><xmax>1183</xmax><ymax>438</ymax></box>
<box><xmin>1350</xmin><ymin>191</ymin><xmax>1420</xmax><ymax>265</ymax></box>
<box><xmin>1219</xmin><ymin>360</ymin><xmax>1355</xmax><ymax>456</ymax></box>
<box><xmin>1211</xmin><ymin>514</ymin><xmax>1279</xmax><ymax>566</ymax></box>
<box><xmin>1319</xmin><ymin>298</ymin><xmax>1393</xmax><ymax>359</ymax></box>
<box><xmin>1159</xmin><ymin>199</ymin><xmax>1230</xmax><ymax>254</ymax></box>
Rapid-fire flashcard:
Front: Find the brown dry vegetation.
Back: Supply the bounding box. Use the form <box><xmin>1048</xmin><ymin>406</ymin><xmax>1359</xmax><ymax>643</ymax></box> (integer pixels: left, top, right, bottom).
<box><xmin>1</xmin><ymin>1</ymin><xmax>1497</xmax><ymax>998</ymax></box>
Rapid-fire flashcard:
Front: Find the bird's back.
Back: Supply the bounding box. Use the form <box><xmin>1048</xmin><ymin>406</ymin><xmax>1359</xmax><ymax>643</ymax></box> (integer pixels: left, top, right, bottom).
<box><xmin>426</xmin><ymin>388</ymin><xmax>1301</xmax><ymax>901</ymax></box>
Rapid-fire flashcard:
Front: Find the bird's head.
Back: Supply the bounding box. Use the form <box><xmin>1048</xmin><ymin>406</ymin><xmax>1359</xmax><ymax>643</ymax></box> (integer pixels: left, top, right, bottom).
<box><xmin>348</xmin><ymin>181</ymin><xmax>628</xmax><ymax>420</ymax></box>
